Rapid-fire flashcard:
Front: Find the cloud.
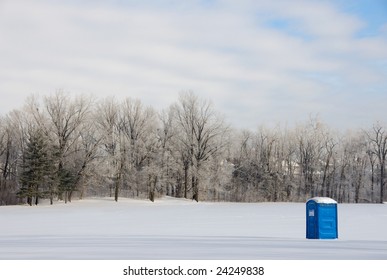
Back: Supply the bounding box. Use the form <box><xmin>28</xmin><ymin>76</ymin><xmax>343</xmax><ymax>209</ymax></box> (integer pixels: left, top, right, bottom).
<box><xmin>0</xmin><ymin>0</ymin><xmax>386</xmax><ymax>130</ymax></box>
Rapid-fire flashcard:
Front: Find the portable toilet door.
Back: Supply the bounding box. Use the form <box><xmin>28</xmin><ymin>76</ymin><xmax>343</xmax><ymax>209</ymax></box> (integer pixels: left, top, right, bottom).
<box><xmin>306</xmin><ymin>199</ymin><xmax>318</xmax><ymax>239</ymax></box>
<box><xmin>306</xmin><ymin>197</ymin><xmax>338</xmax><ymax>239</ymax></box>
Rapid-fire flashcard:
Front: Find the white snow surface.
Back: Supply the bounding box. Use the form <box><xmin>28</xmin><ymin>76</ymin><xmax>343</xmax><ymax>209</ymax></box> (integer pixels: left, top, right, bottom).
<box><xmin>307</xmin><ymin>197</ymin><xmax>337</xmax><ymax>204</ymax></box>
<box><xmin>0</xmin><ymin>197</ymin><xmax>386</xmax><ymax>260</ymax></box>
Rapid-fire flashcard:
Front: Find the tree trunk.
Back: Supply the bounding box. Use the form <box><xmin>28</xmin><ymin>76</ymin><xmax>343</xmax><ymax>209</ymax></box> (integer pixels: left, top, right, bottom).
<box><xmin>381</xmin><ymin>164</ymin><xmax>385</xmax><ymax>204</ymax></box>
<box><xmin>192</xmin><ymin>176</ymin><xmax>199</xmax><ymax>202</ymax></box>
<box><xmin>68</xmin><ymin>190</ymin><xmax>73</xmax><ymax>203</ymax></box>
<box><xmin>148</xmin><ymin>175</ymin><xmax>157</xmax><ymax>202</ymax></box>
<box><xmin>114</xmin><ymin>179</ymin><xmax>119</xmax><ymax>202</ymax></box>
<box><xmin>27</xmin><ymin>195</ymin><xmax>32</xmax><ymax>206</ymax></box>
<box><xmin>184</xmin><ymin>165</ymin><xmax>188</xmax><ymax>199</ymax></box>
<box><xmin>371</xmin><ymin>165</ymin><xmax>375</xmax><ymax>203</ymax></box>
<box><xmin>354</xmin><ymin>175</ymin><xmax>361</xmax><ymax>203</ymax></box>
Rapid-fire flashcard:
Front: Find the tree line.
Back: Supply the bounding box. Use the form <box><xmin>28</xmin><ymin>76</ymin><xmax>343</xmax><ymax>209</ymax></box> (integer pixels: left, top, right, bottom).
<box><xmin>0</xmin><ymin>91</ymin><xmax>386</xmax><ymax>205</ymax></box>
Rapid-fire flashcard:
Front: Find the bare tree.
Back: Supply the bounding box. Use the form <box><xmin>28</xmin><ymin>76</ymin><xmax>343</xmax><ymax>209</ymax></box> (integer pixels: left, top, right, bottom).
<box><xmin>255</xmin><ymin>126</ymin><xmax>281</xmax><ymax>201</ymax></box>
<box><xmin>156</xmin><ymin>106</ymin><xmax>177</xmax><ymax>197</ymax></box>
<box><xmin>72</xmin><ymin>121</ymin><xmax>104</xmax><ymax>200</ymax></box>
<box><xmin>366</xmin><ymin>123</ymin><xmax>387</xmax><ymax>203</ymax></box>
<box><xmin>0</xmin><ymin>117</ymin><xmax>11</xmax><ymax>204</ymax></box>
<box><xmin>337</xmin><ymin>132</ymin><xmax>368</xmax><ymax>203</ymax></box>
<box><xmin>43</xmin><ymin>92</ymin><xmax>93</xmax><ymax>202</ymax></box>
<box><xmin>0</xmin><ymin>117</ymin><xmax>15</xmax><ymax>205</ymax></box>
<box><xmin>174</xmin><ymin>91</ymin><xmax>228</xmax><ymax>202</ymax></box>
<box><xmin>281</xmin><ymin>128</ymin><xmax>298</xmax><ymax>201</ymax></box>
<box><xmin>2</xmin><ymin>110</ymin><xmax>33</xmax><ymax>205</ymax></box>
<box><xmin>228</xmin><ymin>129</ymin><xmax>254</xmax><ymax>201</ymax></box>
<box><xmin>366</xmin><ymin>143</ymin><xmax>377</xmax><ymax>203</ymax></box>
<box><xmin>294</xmin><ymin>117</ymin><xmax>330</xmax><ymax>199</ymax></box>
<box><xmin>95</xmin><ymin>97</ymin><xmax>120</xmax><ymax>200</ymax></box>
<box><xmin>1</xmin><ymin>91</ymin><xmax>385</xmax><ymax>205</ymax></box>
<box><xmin>119</xmin><ymin>97</ymin><xmax>157</xmax><ymax>200</ymax></box>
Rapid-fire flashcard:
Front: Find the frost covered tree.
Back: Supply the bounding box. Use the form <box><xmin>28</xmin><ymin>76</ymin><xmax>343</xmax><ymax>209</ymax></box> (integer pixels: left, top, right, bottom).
<box><xmin>0</xmin><ymin>92</ymin><xmax>385</xmax><ymax>205</ymax></box>
<box><xmin>173</xmin><ymin>91</ymin><xmax>228</xmax><ymax>202</ymax></box>
<box><xmin>49</xmin><ymin>93</ymin><xmax>91</xmax><ymax>202</ymax></box>
<box><xmin>366</xmin><ymin>123</ymin><xmax>387</xmax><ymax>203</ymax></box>
<box><xmin>255</xmin><ymin>126</ymin><xmax>282</xmax><ymax>201</ymax></box>
<box><xmin>366</xmin><ymin>141</ymin><xmax>378</xmax><ymax>203</ymax></box>
<box><xmin>334</xmin><ymin>132</ymin><xmax>368</xmax><ymax>203</ymax></box>
<box><xmin>118</xmin><ymin>98</ymin><xmax>158</xmax><ymax>200</ymax></box>
<box><xmin>0</xmin><ymin>117</ymin><xmax>13</xmax><ymax>205</ymax></box>
<box><xmin>71</xmin><ymin>121</ymin><xmax>103</xmax><ymax>200</ymax></box>
<box><xmin>230</xmin><ymin>129</ymin><xmax>256</xmax><ymax>201</ymax></box>
<box><xmin>0</xmin><ymin>117</ymin><xmax>19</xmax><ymax>205</ymax></box>
<box><xmin>1</xmin><ymin>110</ymin><xmax>36</xmax><ymax>205</ymax></box>
<box><xmin>293</xmin><ymin>118</ymin><xmax>332</xmax><ymax>200</ymax></box>
<box><xmin>95</xmin><ymin>97</ymin><xmax>120</xmax><ymax>199</ymax></box>
<box><xmin>156</xmin><ymin>106</ymin><xmax>178</xmax><ymax>197</ymax></box>
<box><xmin>34</xmin><ymin>92</ymin><xmax>94</xmax><ymax>203</ymax></box>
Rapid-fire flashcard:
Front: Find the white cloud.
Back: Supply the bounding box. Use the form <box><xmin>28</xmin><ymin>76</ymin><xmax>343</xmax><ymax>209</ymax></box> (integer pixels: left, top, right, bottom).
<box><xmin>0</xmin><ymin>0</ymin><xmax>386</xmax><ymax>130</ymax></box>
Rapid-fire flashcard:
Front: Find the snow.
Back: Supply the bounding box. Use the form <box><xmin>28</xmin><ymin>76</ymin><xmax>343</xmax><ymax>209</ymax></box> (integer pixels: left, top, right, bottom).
<box><xmin>307</xmin><ymin>197</ymin><xmax>337</xmax><ymax>204</ymax></box>
<box><xmin>0</xmin><ymin>197</ymin><xmax>386</xmax><ymax>260</ymax></box>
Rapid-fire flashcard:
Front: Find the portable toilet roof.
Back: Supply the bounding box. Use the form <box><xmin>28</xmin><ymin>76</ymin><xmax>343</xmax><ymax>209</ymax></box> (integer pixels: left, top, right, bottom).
<box><xmin>307</xmin><ymin>197</ymin><xmax>337</xmax><ymax>204</ymax></box>
<box><xmin>306</xmin><ymin>197</ymin><xmax>338</xmax><ymax>239</ymax></box>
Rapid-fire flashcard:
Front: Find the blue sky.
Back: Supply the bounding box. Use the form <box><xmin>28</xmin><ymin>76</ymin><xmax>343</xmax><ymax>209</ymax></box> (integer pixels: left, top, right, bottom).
<box><xmin>335</xmin><ymin>0</ymin><xmax>387</xmax><ymax>37</ymax></box>
<box><xmin>0</xmin><ymin>0</ymin><xmax>386</xmax><ymax>130</ymax></box>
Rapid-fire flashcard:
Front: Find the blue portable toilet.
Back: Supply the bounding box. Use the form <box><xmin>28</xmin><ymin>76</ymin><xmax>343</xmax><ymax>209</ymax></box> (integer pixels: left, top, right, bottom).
<box><xmin>306</xmin><ymin>197</ymin><xmax>338</xmax><ymax>239</ymax></box>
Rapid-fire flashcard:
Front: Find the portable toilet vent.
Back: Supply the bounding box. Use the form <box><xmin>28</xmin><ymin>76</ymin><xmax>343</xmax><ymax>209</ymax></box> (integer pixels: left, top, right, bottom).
<box><xmin>306</xmin><ymin>197</ymin><xmax>338</xmax><ymax>239</ymax></box>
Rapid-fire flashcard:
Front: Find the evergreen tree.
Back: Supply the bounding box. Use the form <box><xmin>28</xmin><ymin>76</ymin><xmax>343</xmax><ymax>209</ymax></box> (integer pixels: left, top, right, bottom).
<box><xmin>57</xmin><ymin>167</ymin><xmax>76</xmax><ymax>203</ymax></box>
<box><xmin>18</xmin><ymin>129</ymin><xmax>51</xmax><ymax>205</ymax></box>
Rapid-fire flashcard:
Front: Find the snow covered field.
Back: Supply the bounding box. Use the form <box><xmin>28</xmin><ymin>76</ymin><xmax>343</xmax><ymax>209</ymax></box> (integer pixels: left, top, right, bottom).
<box><xmin>0</xmin><ymin>197</ymin><xmax>386</xmax><ymax>260</ymax></box>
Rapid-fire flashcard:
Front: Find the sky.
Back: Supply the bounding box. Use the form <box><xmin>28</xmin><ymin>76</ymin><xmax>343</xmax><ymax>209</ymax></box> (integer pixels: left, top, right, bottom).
<box><xmin>0</xmin><ymin>0</ymin><xmax>386</xmax><ymax>130</ymax></box>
